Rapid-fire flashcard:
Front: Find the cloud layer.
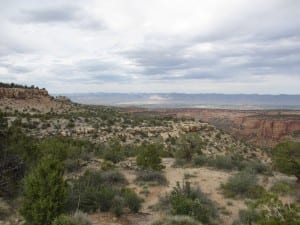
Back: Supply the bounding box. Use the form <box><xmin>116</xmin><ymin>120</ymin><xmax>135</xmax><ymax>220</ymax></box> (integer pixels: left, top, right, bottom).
<box><xmin>0</xmin><ymin>0</ymin><xmax>299</xmax><ymax>93</ymax></box>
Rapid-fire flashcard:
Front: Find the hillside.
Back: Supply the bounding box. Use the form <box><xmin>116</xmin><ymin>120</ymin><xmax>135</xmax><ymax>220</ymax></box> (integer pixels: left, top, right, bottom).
<box><xmin>1</xmin><ymin>86</ymin><xmax>299</xmax><ymax>225</ymax></box>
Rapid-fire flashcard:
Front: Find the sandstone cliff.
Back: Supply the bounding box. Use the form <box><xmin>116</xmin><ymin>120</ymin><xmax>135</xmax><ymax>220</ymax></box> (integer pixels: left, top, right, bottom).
<box><xmin>0</xmin><ymin>87</ymin><xmax>49</xmax><ymax>99</ymax></box>
<box><xmin>0</xmin><ymin>87</ymin><xmax>72</xmax><ymax>113</ymax></box>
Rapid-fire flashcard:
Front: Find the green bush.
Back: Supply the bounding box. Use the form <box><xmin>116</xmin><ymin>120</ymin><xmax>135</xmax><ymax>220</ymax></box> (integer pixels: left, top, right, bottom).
<box><xmin>270</xmin><ymin>180</ymin><xmax>293</xmax><ymax>195</ymax></box>
<box><xmin>136</xmin><ymin>144</ymin><xmax>163</xmax><ymax>170</ymax></box>
<box><xmin>152</xmin><ymin>215</ymin><xmax>203</xmax><ymax>225</ymax></box>
<box><xmin>160</xmin><ymin>182</ymin><xmax>217</xmax><ymax>224</ymax></box>
<box><xmin>241</xmin><ymin>160</ymin><xmax>272</xmax><ymax>175</ymax></box>
<box><xmin>232</xmin><ymin>208</ymin><xmax>260</xmax><ymax>225</ymax></box>
<box><xmin>102</xmin><ymin>140</ymin><xmax>125</xmax><ymax>163</ymax></box>
<box><xmin>273</xmin><ymin>141</ymin><xmax>300</xmax><ymax>181</ymax></box>
<box><xmin>123</xmin><ymin>188</ymin><xmax>143</xmax><ymax>213</ymax></box>
<box><xmin>207</xmin><ymin>155</ymin><xmax>237</xmax><ymax>170</ymax></box>
<box><xmin>221</xmin><ymin>169</ymin><xmax>265</xmax><ymax>199</ymax></box>
<box><xmin>111</xmin><ymin>196</ymin><xmax>125</xmax><ymax>217</ymax></box>
<box><xmin>66</xmin><ymin>170</ymin><xmax>114</xmax><ymax>213</ymax></box>
<box><xmin>21</xmin><ymin>157</ymin><xmax>67</xmax><ymax>225</ymax></box>
<box><xmin>193</xmin><ymin>155</ymin><xmax>209</xmax><ymax>167</ymax></box>
<box><xmin>135</xmin><ymin>170</ymin><xmax>168</xmax><ymax>185</ymax></box>
<box><xmin>101</xmin><ymin>160</ymin><xmax>116</xmax><ymax>171</ymax></box>
<box><xmin>254</xmin><ymin>193</ymin><xmax>300</xmax><ymax>225</ymax></box>
<box><xmin>100</xmin><ymin>170</ymin><xmax>128</xmax><ymax>186</ymax></box>
<box><xmin>174</xmin><ymin>133</ymin><xmax>204</xmax><ymax>164</ymax></box>
<box><xmin>66</xmin><ymin>170</ymin><xmax>141</xmax><ymax>216</ymax></box>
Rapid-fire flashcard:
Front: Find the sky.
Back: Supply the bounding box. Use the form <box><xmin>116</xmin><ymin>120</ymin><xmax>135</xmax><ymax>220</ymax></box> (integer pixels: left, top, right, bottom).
<box><xmin>0</xmin><ymin>0</ymin><xmax>299</xmax><ymax>94</ymax></box>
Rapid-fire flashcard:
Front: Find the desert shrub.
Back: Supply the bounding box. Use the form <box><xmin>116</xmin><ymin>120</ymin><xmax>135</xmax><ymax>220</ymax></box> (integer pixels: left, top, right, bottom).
<box><xmin>101</xmin><ymin>160</ymin><xmax>116</xmax><ymax>171</ymax></box>
<box><xmin>52</xmin><ymin>212</ymin><xmax>91</xmax><ymax>225</ymax></box>
<box><xmin>21</xmin><ymin>157</ymin><xmax>67</xmax><ymax>225</ymax></box>
<box><xmin>270</xmin><ymin>180</ymin><xmax>293</xmax><ymax>195</ymax></box>
<box><xmin>64</xmin><ymin>159</ymin><xmax>81</xmax><ymax>173</ymax></box>
<box><xmin>174</xmin><ymin>133</ymin><xmax>204</xmax><ymax>164</ymax></box>
<box><xmin>232</xmin><ymin>208</ymin><xmax>260</xmax><ymax>225</ymax></box>
<box><xmin>122</xmin><ymin>144</ymin><xmax>138</xmax><ymax>157</ymax></box>
<box><xmin>38</xmin><ymin>137</ymin><xmax>94</xmax><ymax>162</ymax></box>
<box><xmin>100</xmin><ymin>170</ymin><xmax>128</xmax><ymax>186</ymax></box>
<box><xmin>273</xmin><ymin>141</ymin><xmax>300</xmax><ymax>181</ymax></box>
<box><xmin>72</xmin><ymin>211</ymin><xmax>92</xmax><ymax>225</ymax></box>
<box><xmin>123</xmin><ymin>188</ymin><xmax>143</xmax><ymax>213</ymax></box>
<box><xmin>152</xmin><ymin>215</ymin><xmax>202</xmax><ymax>225</ymax></box>
<box><xmin>221</xmin><ymin>169</ymin><xmax>265</xmax><ymax>199</ymax></box>
<box><xmin>135</xmin><ymin>170</ymin><xmax>168</xmax><ymax>185</ymax></box>
<box><xmin>207</xmin><ymin>155</ymin><xmax>237</xmax><ymax>170</ymax></box>
<box><xmin>231</xmin><ymin>193</ymin><xmax>300</xmax><ymax>225</ymax></box>
<box><xmin>253</xmin><ymin>193</ymin><xmax>300</xmax><ymax>225</ymax></box>
<box><xmin>111</xmin><ymin>195</ymin><xmax>125</xmax><ymax>217</ymax></box>
<box><xmin>102</xmin><ymin>140</ymin><xmax>125</xmax><ymax>163</ymax></box>
<box><xmin>52</xmin><ymin>215</ymin><xmax>74</xmax><ymax>225</ymax></box>
<box><xmin>160</xmin><ymin>182</ymin><xmax>217</xmax><ymax>224</ymax></box>
<box><xmin>193</xmin><ymin>155</ymin><xmax>209</xmax><ymax>167</ymax></box>
<box><xmin>66</xmin><ymin>170</ymin><xmax>141</xmax><ymax>216</ymax></box>
<box><xmin>78</xmin><ymin>170</ymin><xmax>127</xmax><ymax>187</ymax></box>
<box><xmin>240</xmin><ymin>160</ymin><xmax>272</xmax><ymax>175</ymax></box>
<box><xmin>136</xmin><ymin>144</ymin><xmax>163</xmax><ymax>170</ymax></box>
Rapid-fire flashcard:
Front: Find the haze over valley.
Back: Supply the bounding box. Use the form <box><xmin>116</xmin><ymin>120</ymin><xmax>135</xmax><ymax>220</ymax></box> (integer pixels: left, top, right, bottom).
<box><xmin>65</xmin><ymin>93</ymin><xmax>300</xmax><ymax>109</ymax></box>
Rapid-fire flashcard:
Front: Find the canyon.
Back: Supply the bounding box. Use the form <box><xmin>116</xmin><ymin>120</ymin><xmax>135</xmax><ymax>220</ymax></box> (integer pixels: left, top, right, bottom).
<box><xmin>123</xmin><ymin>108</ymin><xmax>300</xmax><ymax>147</ymax></box>
<box><xmin>174</xmin><ymin>109</ymin><xmax>300</xmax><ymax>147</ymax></box>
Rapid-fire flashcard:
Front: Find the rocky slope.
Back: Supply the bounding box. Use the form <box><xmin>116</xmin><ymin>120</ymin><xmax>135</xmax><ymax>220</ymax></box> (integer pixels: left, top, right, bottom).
<box><xmin>0</xmin><ymin>87</ymin><xmax>73</xmax><ymax>113</ymax></box>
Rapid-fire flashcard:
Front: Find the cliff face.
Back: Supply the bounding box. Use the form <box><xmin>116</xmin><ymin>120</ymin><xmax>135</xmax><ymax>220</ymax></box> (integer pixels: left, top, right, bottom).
<box><xmin>0</xmin><ymin>87</ymin><xmax>72</xmax><ymax>113</ymax></box>
<box><xmin>134</xmin><ymin>108</ymin><xmax>300</xmax><ymax>147</ymax></box>
<box><xmin>0</xmin><ymin>87</ymin><xmax>49</xmax><ymax>99</ymax></box>
<box><xmin>229</xmin><ymin>116</ymin><xmax>300</xmax><ymax>146</ymax></box>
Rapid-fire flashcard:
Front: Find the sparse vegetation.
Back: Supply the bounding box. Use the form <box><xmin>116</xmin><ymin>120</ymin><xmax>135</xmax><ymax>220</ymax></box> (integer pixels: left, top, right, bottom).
<box><xmin>273</xmin><ymin>141</ymin><xmax>300</xmax><ymax>181</ymax></box>
<box><xmin>1</xmin><ymin>84</ymin><xmax>298</xmax><ymax>225</ymax></box>
<box><xmin>52</xmin><ymin>211</ymin><xmax>92</xmax><ymax>225</ymax></box>
<box><xmin>136</xmin><ymin>143</ymin><xmax>164</xmax><ymax>170</ymax></box>
<box><xmin>152</xmin><ymin>215</ymin><xmax>203</xmax><ymax>225</ymax></box>
<box><xmin>65</xmin><ymin>169</ymin><xmax>141</xmax><ymax>216</ymax></box>
<box><xmin>159</xmin><ymin>181</ymin><xmax>217</xmax><ymax>224</ymax></box>
<box><xmin>21</xmin><ymin>157</ymin><xmax>67</xmax><ymax>225</ymax></box>
<box><xmin>233</xmin><ymin>193</ymin><xmax>300</xmax><ymax>225</ymax></box>
<box><xmin>221</xmin><ymin>169</ymin><xmax>265</xmax><ymax>199</ymax></box>
<box><xmin>135</xmin><ymin>170</ymin><xmax>168</xmax><ymax>185</ymax></box>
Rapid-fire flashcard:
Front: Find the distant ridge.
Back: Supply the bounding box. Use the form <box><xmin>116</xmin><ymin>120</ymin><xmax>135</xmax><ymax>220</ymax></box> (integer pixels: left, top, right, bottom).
<box><xmin>63</xmin><ymin>93</ymin><xmax>300</xmax><ymax>110</ymax></box>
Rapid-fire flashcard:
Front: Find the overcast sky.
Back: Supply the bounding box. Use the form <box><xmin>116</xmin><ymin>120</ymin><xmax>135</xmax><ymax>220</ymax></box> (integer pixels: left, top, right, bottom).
<box><xmin>0</xmin><ymin>0</ymin><xmax>299</xmax><ymax>94</ymax></box>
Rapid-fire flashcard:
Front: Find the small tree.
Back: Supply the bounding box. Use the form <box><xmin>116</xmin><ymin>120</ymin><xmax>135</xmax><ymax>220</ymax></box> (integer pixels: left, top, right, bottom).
<box><xmin>136</xmin><ymin>144</ymin><xmax>163</xmax><ymax>170</ymax></box>
<box><xmin>21</xmin><ymin>157</ymin><xmax>67</xmax><ymax>225</ymax></box>
<box><xmin>273</xmin><ymin>141</ymin><xmax>300</xmax><ymax>182</ymax></box>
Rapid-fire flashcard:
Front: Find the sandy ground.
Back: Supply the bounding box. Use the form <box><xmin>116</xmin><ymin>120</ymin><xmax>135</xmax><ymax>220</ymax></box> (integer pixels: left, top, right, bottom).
<box><xmin>89</xmin><ymin>158</ymin><xmax>248</xmax><ymax>225</ymax></box>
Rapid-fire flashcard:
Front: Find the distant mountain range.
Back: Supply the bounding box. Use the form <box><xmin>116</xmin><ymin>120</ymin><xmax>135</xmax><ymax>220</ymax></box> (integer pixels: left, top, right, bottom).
<box><xmin>62</xmin><ymin>93</ymin><xmax>300</xmax><ymax>109</ymax></box>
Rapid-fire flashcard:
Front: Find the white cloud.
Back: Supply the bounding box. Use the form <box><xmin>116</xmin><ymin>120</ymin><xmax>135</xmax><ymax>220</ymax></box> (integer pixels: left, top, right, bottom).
<box><xmin>0</xmin><ymin>0</ymin><xmax>299</xmax><ymax>93</ymax></box>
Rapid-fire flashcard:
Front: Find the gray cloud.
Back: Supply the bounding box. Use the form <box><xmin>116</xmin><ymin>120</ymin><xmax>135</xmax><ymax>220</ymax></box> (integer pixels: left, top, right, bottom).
<box><xmin>13</xmin><ymin>4</ymin><xmax>106</xmax><ymax>31</ymax></box>
<box><xmin>20</xmin><ymin>6</ymin><xmax>79</xmax><ymax>23</ymax></box>
<box><xmin>0</xmin><ymin>0</ymin><xmax>299</xmax><ymax>93</ymax></box>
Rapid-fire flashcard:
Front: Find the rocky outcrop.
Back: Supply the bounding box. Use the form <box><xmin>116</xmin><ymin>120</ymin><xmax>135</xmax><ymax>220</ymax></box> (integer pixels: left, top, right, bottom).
<box><xmin>0</xmin><ymin>87</ymin><xmax>73</xmax><ymax>114</ymax></box>
<box><xmin>0</xmin><ymin>87</ymin><xmax>49</xmax><ymax>99</ymax></box>
<box><xmin>123</xmin><ymin>108</ymin><xmax>300</xmax><ymax>147</ymax></box>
